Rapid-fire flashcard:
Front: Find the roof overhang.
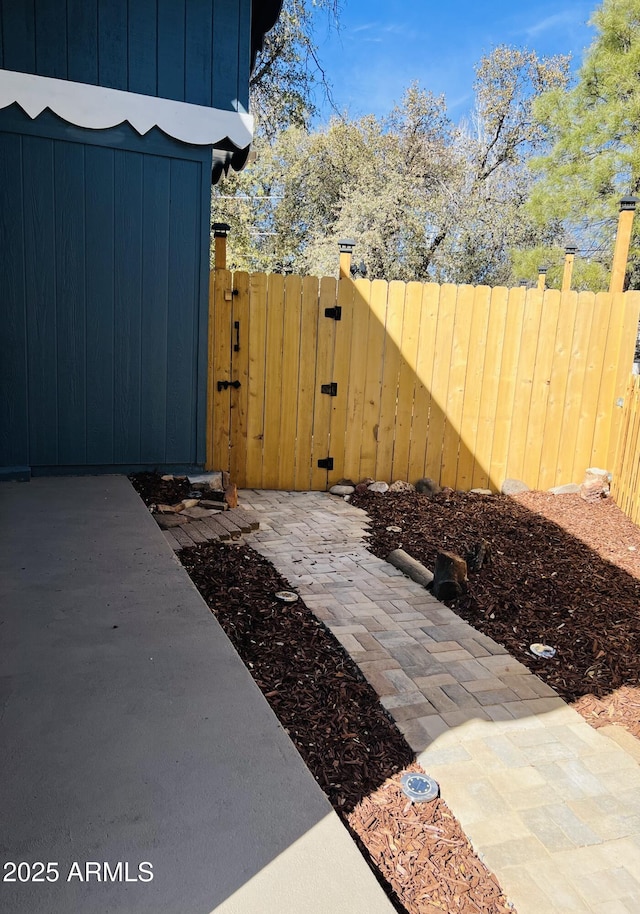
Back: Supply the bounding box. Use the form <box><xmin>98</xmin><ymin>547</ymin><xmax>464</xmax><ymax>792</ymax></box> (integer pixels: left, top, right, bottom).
<box><xmin>0</xmin><ymin>68</ymin><xmax>253</xmax><ymax>148</ymax></box>
<box><xmin>251</xmin><ymin>1</ymin><xmax>284</xmax><ymax>70</ymax></box>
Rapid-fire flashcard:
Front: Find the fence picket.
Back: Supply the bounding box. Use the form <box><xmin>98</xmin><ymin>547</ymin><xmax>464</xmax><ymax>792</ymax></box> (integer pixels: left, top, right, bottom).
<box><xmin>277</xmin><ymin>275</ymin><xmax>303</xmax><ymax>490</ymax></box>
<box><xmin>244</xmin><ymin>272</ymin><xmax>268</xmax><ymax>487</ymax></box>
<box><xmin>456</xmin><ymin>285</ymin><xmax>491</xmax><ymax>490</ymax></box>
<box><xmin>359</xmin><ymin>280</ymin><xmax>387</xmax><ymax>481</ymax></box>
<box><xmin>392</xmin><ymin>281</ymin><xmax>423</xmax><ymax>483</ymax></box>
<box><xmin>424</xmin><ymin>284</ymin><xmax>456</xmax><ymax>482</ymax></box>
<box><xmin>522</xmin><ymin>288</ymin><xmax>558</xmax><ymax>489</ymax></box>
<box><xmin>293</xmin><ymin>276</ymin><xmax>321</xmax><ymax>491</ymax></box>
<box><xmin>376</xmin><ymin>281</ymin><xmax>406</xmax><ymax>481</ymax></box>
<box><xmin>407</xmin><ymin>283</ymin><xmax>439</xmax><ymax>483</ymax></box>
<box><xmin>472</xmin><ymin>287</ymin><xmax>509</xmax><ymax>490</ymax></box>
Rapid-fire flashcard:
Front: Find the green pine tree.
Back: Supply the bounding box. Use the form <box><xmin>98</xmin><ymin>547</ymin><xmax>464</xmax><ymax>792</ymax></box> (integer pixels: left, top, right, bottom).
<box><xmin>525</xmin><ymin>0</ymin><xmax>640</xmax><ymax>289</ymax></box>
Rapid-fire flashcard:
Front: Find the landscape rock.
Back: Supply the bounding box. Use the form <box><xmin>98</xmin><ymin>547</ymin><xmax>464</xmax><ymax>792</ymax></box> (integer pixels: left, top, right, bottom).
<box><xmin>415</xmin><ymin>477</ymin><xmax>441</xmax><ymax>496</ymax></box>
<box><xmin>181</xmin><ymin>498</ymin><xmax>200</xmax><ymax>509</ymax></box>
<box><xmin>470</xmin><ymin>488</ymin><xmax>493</xmax><ymax>496</ymax></box>
<box><xmin>580</xmin><ymin>467</ymin><xmax>611</xmax><ymax>502</ymax></box>
<box><xmin>329</xmin><ymin>484</ymin><xmax>355</xmax><ymax>496</ymax></box>
<box><xmin>368</xmin><ymin>481</ymin><xmax>389</xmax><ymax>494</ymax></box>
<box><xmin>355</xmin><ymin>483</ymin><xmax>370</xmax><ymax>494</ymax></box>
<box><xmin>501</xmin><ymin>478</ymin><xmax>530</xmax><ymax>496</ymax></box>
<box><xmin>336</xmin><ymin>478</ymin><xmax>357</xmax><ymax>487</ymax></box>
<box><xmin>181</xmin><ymin>506</ymin><xmax>218</xmax><ymax>519</ymax></box>
<box><xmin>154</xmin><ymin>513</ymin><xmax>189</xmax><ymax>529</ymax></box>
<box><xmin>187</xmin><ymin>471</ymin><xmax>223</xmax><ymax>490</ymax></box>
<box><xmin>549</xmin><ymin>483</ymin><xmax>580</xmax><ymax>495</ymax></box>
<box><xmin>388</xmin><ymin>480</ymin><xmax>415</xmax><ymax>493</ymax></box>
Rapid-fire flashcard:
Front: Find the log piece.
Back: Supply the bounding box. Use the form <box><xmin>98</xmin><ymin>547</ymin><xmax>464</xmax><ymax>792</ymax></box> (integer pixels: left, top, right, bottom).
<box><xmin>386</xmin><ymin>548</ymin><xmax>434</xmax><ymax>588</ymax></box>
<box><xmin>430</xmin><ymin>551</ymin><xmax>468</xmax><ymax>601</ymax></box>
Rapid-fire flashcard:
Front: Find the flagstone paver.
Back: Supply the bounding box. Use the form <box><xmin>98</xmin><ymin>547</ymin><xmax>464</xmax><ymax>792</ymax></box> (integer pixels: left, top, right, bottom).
<box><xmin>241</xmin><ymin>489</ymin><xmax>640</xmax><ymax>914</ymax></box>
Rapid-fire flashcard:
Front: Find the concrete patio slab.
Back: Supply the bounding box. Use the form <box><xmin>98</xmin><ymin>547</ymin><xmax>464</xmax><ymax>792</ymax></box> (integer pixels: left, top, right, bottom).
<box><xmin>243</xmin><ymin>489</ymin><xmax>640</xmax><ymax>914</ymax></box>
<box><xmin>0</xmin><ymin>477</ymin><xmax>395</xmax><ymax>914</ymax></box>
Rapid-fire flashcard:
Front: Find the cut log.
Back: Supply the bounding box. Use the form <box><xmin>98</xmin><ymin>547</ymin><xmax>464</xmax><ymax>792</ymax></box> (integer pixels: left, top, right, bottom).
<box><xmin>431</xmin><ymin>551</ymin><xmax>468</xmax><ymax>601</ymax></box>
<box><xmin>386</xmin><ymin>549</ymin><xmax>434</xmax><ymax>588</ymax></box>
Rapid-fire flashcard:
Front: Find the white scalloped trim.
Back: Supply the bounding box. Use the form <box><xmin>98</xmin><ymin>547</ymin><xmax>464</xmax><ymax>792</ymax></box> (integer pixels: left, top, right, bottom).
<box><xmin>0</xmin><ymin>68</ymin><xmax>253</xmax><ymax>148</ymax></box>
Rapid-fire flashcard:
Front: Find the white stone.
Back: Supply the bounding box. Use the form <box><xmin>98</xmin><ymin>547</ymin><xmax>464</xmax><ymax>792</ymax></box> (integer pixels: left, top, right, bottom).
<box><xmin>501</xmin><ymin>478</ymin><xmax>529</xmax><ymax>495</ymax></box>
<box><xmin>329</xmin><ymin>485</ymin><xmax>355</xmax><ymax>496</ymax></box>
<box><xmin>470</xmin><ymin>488</ymin><xmax>493</xmax><ymax>496</ymax></box>
<box><xmin>548</xmin><ymin>483</ymin><xmax>580</xmax><ymax>495</ymax></box>
<box><xmin>368</xmin><ymin>481</ymin><xmax>389</xmax><ymax>494</ymax></box>
<box><xmin>388</xmin><ymin>480</ymin><xmax>415</xmax><ymax>493</ymax></box>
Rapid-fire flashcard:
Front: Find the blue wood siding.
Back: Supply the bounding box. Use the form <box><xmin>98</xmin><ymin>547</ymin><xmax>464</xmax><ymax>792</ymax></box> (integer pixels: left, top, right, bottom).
<box><xmin>0</xmin><ymin>107</ymin><xmax>210</xmax><ymax>473</ymax></box>
<box><xmin>0</xmin><ymin>0</ymin><xmax>251</xmax><ymax>111</ymax></box>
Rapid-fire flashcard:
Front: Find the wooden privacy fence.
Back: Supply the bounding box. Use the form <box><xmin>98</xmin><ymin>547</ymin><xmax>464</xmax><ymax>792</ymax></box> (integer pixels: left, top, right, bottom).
<box><xmin>612</xmin><ymin>374</ymin><xmax>640</xmax><ymax>523</ymax></box>
<box><xmin>206</xmin><ymin>269</ymin><xmax>640</xmax><ymax>493</ymax></box>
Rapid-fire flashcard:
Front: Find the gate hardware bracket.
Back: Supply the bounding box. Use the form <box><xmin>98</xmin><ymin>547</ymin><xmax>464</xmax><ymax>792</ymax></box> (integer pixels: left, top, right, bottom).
<box><xmin>217</xmin><ymin>379</ymin><xmax>241</xmax><ymax>391</ymax></box>
<box><xmin>224</xmin><ymin>289</ymin><xmax>239</xmax><ymax>301</ymax></box>
<box><xmin>321</xmin><ymin>382</ymin><xmax>338</xmax><ymax>396</ymax></box>
<box><xmin>317</xmin><ymin>457</ymin><xmax>334</xmax><ymax>470</ymax></box>
<box><xmin>324</xmin><ymin>306</ymin><xmax>342</xmax><ymax>320</ymax></box>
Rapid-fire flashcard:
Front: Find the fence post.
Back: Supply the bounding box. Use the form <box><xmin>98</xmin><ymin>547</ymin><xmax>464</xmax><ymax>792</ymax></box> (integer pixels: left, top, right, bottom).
<box><xmin>537</xmin><ymin>265</ymin><xmax>548</xmax><ymax>291</ymax></box>
<box><xmin>338</xmin><ymin>238</ymin><xmax>355</xmax><ymax>280</ymax></box>
<box><xmin>562</xmin><ymin>245</ymin><xmax>577</xmax><ymax>292</ymax></box>
<box><xmin>610</xmin><ymin>196</ymin><xmax>638</xmax><ymax>294</ymax></box>
<box><xmin>212</xmin><ymin>222</ymin><xmax>230</xmax><ymax>270</ymax></box>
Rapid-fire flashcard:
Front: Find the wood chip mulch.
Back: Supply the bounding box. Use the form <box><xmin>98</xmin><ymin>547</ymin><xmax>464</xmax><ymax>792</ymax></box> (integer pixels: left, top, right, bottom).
<box><xmin>177</xmin><ymin>539</ymin><xmax>513</xmax><ymax>914</ymax></box>
<box><xmin>350</xmin><ymin>488</ymin><xmax>640</xmax><ymax>740</ymax></box>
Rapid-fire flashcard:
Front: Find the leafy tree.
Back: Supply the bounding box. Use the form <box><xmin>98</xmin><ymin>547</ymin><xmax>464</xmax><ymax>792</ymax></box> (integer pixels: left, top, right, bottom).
<box><xmin>250</xmin><ymin>0</ymin><xmax>340</xmax><ymax>137</ymax></box>
<box><xmin>527</xmin><ymin>0</ymin><xmax>640</xmax><ymax>289</ymax></box>
<box><xmin>214</xmin><ymin>46</ymin><xmax>568</xmax><ymax>283</ymax></box>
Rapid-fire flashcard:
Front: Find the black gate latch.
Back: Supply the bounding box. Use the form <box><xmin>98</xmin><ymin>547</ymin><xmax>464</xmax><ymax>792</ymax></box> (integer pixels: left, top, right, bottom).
<box><xmin>324</xmin><ymin>306</ymin><xmax>342</xmax><ymax>320</ymax></box>
<box><xmin>321</xmin><ymin>382</ymin><xmax>338</xmax><ymax>396</ymax></box>
<box><xmin>217</xmin><ymin>380</ymin><xmax>241</xmax><ymax>391</ymax></box>
<box><xmin>317</xmin><ymin>457</ymin><xmax>334</xmax><ymax>470</ymax></box>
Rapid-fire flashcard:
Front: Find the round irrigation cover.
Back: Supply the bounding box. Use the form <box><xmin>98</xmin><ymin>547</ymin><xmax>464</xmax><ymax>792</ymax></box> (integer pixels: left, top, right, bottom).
<box><xmin>275</xmin><ymin>591</ymin><xmax>299</xmax><ymax>603</ymax></box>
<box><xmin>530</xmin><ymin>643</ymin><xmax>556</xmax><ymax>659</ymax></box>
<box><xmin>400</xmin><ymin>772</ymin><xmax>439</xmax><ymax>802</ymax></box>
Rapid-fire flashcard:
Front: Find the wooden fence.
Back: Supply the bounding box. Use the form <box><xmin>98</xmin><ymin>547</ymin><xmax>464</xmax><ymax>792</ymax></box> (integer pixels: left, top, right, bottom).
<box><xmin>207</xmin><ymin>270</ymin><xmax>640</xmax><ymax>493</ymax></box>
<box><xmin>612</xmin><ymin>374</ymin><xmax>640</xmax><ymax>523</ymax></box>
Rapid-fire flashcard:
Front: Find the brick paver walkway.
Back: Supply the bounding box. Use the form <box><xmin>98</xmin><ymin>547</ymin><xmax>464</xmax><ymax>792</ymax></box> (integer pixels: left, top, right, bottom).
<box><xmin>242</xmin><ymin>489</ymin><xmax>640</xmax><ymax>914</ymax></box>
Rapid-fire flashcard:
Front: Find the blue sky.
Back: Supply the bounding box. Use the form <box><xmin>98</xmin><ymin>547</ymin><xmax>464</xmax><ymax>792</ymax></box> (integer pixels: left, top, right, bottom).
<box><xmin>312</xmin><ymin>0</ymin><xmax>597</xmax><ymax>123</ymax></box>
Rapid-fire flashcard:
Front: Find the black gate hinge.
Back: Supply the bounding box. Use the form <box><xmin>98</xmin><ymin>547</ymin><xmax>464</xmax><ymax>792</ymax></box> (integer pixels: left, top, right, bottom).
<box><xmin>324</xmin><ymin>306</ymin><xmax>342</xmax><ymax>320</ymax></box>
<box><xmin>317</xmin><ymin>457</ymin><xmax>334</xmax><ymax>470</ymax></box>
<box><xmin>321</xmin><ymin>382</ymin><xmax>338</xmax><ymax>396</ymax></box>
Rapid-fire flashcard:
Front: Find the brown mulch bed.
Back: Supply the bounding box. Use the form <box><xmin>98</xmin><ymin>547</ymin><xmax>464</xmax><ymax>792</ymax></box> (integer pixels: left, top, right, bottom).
<box><xmin>179</xmin><ymin>540</ymin><xmax>513</xmax><ymax>914</ymax></box>
<box><xmin>350</xmin><ymin>488</ymin><xmax>640</xmax><ymax>740</ymax></box>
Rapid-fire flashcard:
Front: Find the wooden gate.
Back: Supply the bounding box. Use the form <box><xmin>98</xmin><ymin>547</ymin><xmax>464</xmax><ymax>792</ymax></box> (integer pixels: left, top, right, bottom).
<box><xmin>207</xmin><ymin>269</ymin><xmax>351</xmax><ymax>490</ymax></box>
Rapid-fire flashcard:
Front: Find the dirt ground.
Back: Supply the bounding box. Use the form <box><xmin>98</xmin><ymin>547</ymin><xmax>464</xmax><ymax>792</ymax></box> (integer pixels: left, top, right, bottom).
<box><xmin>350</xmin><ymin>487</ymin><xmax>640</xmax><ymax>740</ymax></box>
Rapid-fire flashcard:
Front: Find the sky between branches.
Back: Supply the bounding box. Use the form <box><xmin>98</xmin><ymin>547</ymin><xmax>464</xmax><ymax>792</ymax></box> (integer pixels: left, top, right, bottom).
<box><xmin>313</xmin><ymin>0</ymin><xmax>596</xmax><ymax>123</ymax></box>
